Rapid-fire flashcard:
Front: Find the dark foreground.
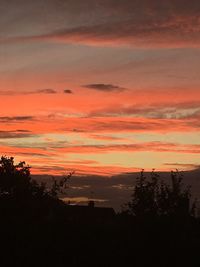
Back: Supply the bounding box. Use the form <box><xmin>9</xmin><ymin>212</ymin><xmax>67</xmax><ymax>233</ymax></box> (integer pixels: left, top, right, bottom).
<box><xmin>0</xmin><ymin>206</ymin><xmax>200</xmax><ymax>267</ymax></box>
<box><xmin>0</xmin><ymin>156</ymin><xmax>200</xmax><ymax>267</ymax></box>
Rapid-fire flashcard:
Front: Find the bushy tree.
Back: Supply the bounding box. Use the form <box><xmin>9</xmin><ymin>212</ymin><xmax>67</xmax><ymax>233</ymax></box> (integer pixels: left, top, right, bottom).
<box><xmin>126</xmin><ymin>169</ymin><xmax>195</xmax><ymax>219</ymax></box>
<box><xmin>0</xmin><ymin>156</ymin><xmax>72</xmax><ymax>199</ymax></box>
<box><xmin>0</xmin><ymin>156</ymin><xmax>32</xmax><ymax>198</ymax></box>
<box><xmin>0</xmin><ymin>156</ymin><xmax>73</xmax><ymax>221</ymax></box>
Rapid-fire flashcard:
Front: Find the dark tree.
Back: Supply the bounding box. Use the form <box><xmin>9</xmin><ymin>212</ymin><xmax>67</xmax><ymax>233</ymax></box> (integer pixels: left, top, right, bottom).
<box><xmin>0</xmin><ymin>156</ymin><xmax>72</xmax><ymax>222</ymax></box>
<box><xmin>0</xmin><ymin>156</ymin><xmax>32</xmax><ymax>199</ymax></box>
<box><xmin>50</xmin><ymin>171</ymin><xmax>74</xmax><ymax>198</ymax></box>
<box><xmin>0</xmin><ymin>156</ymin><xmax>73</xmax><ymax>198</ymax></box>
<box><xmin>126</xmin><ymin>169</ymin><xmax>195</xmax><ymax>219</ymax></box>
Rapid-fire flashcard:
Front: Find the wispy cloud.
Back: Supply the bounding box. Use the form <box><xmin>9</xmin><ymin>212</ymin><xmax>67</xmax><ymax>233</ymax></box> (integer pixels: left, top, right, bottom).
<box><xmin>36</xmin><ymin>89</ymin><xmax>57</xmax><ymax>94</ymax></box>
<box><xmin>89</xmin><ymin>134</ymin><xmax>128</xmax><ymax>141</ymax></box>
<box><xmin>88</xmin><ymin>101</ymin><xmax>200</xmax><ymax>119</ymax></box>
<box><xmin>56</xmin><ymin>142</ymin><xmax>200</xmax><ymax>154</ymax></box>
<box><xmin>2</xmin><ymin>0</ymin><xmax>200</xmax><ymax>49</ymax></box>
<box><xmin>0</xmin><ymin>116</ymin><xmax>34</xmax><ymax>122</ymax></box>
<box><xmin>0</xmin><ymin>89</ymin><xmax>57</xmax><ymax>96</ymax></box>
<box><xmin>163</xmin><ymin>163</ymin><xmax>200</xmax><ymax>170</ymax></box>
<box><xmin>1</xmin><ymin>1</ymin><xmax>200</xmax><ymax>49</ymax></box>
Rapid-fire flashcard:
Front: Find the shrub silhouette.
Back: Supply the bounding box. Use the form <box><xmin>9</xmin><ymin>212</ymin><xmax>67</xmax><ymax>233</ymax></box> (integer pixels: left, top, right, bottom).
<box><xmin>126</xmin><ymin>169</ymin><xmax>195</xmax><ymax>219</ymax></box>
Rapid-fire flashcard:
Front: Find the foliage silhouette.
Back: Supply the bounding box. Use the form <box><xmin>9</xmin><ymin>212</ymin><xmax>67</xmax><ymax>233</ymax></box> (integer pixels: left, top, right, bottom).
<box><xmin>0</xmin><ymin>156</ymin><xmax>73</xmax><ymax>223</ymax></box>
<box><xmin>126</xmin><ymin>169</ymin><xmax>196</xmax><ymax>219</ymax></box>
<box><xmin>0</xmin><ymin>156</ymin><xmax>73</xmax><ymax>199</ymax></box>
<box><xmin>0</xmin><ymin>156</ymin><xmax>31</xmax><ymax>197</ymax></box>
<box><xmin>50</xmin><ymin>171</ymin><xmax>74</xmax><ymax>198</ymax></box>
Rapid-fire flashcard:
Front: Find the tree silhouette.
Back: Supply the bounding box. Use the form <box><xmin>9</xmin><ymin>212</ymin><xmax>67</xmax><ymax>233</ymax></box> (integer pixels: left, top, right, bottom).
<box><xmin>126</xmin><ymin>169</ymin><xmax>195</xmax><ymax>219</ymax></box>
<box><xmin>0</xmin><ymin>156</ymin><xmax>32</xmax><ymax>199</ymax></box>
<box><xmin>50</xmin><ymin>171</ymin><xmax>74</xmax><ymax>198</ymax></box>
<box><xmin>0</xmin><ymin>156</ymin><xmax>73</xmax><ymax>199</ymax></box>
<box><xmin>0</xmin><ymin>156</ymin><xmax>73</xmax><ymax>222</ymax></box>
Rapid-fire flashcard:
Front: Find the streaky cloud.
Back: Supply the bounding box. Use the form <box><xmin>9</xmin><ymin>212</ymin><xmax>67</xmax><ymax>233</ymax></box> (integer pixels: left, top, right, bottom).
<box><xmin>56</xmin><ymin>142</ymin><xmax>200</xmax><ymax>154</ymax></box>
<box><xmin>0</xmin><ymin>116</ymin><xmax>34</xmax><ymax>122</ymax></box>
<box><xmin>0</xmin><ymin>89</ymin><xmax>57</xmax><ymax>96</ymax></box>
<box><xmin>0</xmin><ymin>130</ymin><xmax>34</xmax><ymax>139</ymax></box>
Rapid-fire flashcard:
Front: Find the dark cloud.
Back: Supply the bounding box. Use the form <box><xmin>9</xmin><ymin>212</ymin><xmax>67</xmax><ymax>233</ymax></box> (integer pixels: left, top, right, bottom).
<box><xmin>0</xmin><ymin>116</ymin><xmax>34</xmax><ymax>122</ymax></box>
<box><xmin>36</xmin><ymin>89</ymin><xmax>57</xmax><ymax>94</ymax></box>
<box><xmin>16</xmin><ymin>129</ymin><xmax>32</xmax><ymax>132</ymax></box>
<box><xmin>0</xmin><ymin>130</ymin><xmax>34</xmax><ymax>139</ymax></box>
<box><xmin>83</xmin><ymin>84</ymin><xmax>125</xmax><ymax>92</ymax></box>
<box><xmin>63</xmin><ymin>89</ymin><xmax>73</xmax><ymax>94</ymax></box>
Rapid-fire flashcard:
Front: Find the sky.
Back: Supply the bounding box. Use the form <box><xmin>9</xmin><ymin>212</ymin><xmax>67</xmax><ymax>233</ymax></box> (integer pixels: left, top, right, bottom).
<box><xmin>1</xmin><ymin>0</ymin><xmax>200</xmax><ymax>176</ymax></box>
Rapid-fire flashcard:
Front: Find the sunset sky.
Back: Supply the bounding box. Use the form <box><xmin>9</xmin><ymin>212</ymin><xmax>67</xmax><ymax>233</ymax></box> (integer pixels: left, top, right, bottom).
<box><xmin>1</xmin><ymin>0</ymin><xmax>200</xmax><ymax>176</ymax></box>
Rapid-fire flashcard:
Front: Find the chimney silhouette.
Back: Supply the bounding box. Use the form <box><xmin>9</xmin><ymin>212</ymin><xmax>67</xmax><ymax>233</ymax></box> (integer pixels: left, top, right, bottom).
<box><xmin>88</xmin><ymin>200</ymin><xmax>95</xmax><ymax>208</ymax></box>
